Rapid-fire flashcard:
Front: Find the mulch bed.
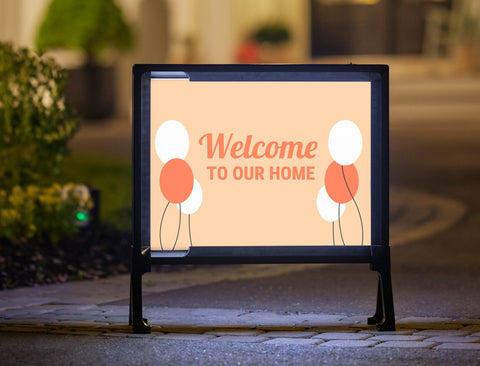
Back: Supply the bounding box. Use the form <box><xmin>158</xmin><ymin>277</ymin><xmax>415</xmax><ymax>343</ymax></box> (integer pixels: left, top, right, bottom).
<box><xmin>0</xmin><ymin>226</ymin><xmax>197</xmax><ymax>290</ymax></box>
<box><xmin>0</xmin><ymin>226</ymin><xmax>131</xmax><ymax>290</ymax></box>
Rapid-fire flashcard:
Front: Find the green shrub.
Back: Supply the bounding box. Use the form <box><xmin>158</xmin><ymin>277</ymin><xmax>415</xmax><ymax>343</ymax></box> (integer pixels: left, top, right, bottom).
<box><xmin>36</xmin><ymin>0</ymin><xmax>133</xmax><ymax>64</ymax></box>
<box><xmin>252</xmin><ymin>23</ymin><xmax>291</xmax><ymax>45</ymax></box>
<box><xmin>0</xmin><ymin>42</ymin><xmax>79</xmax><ymax>190</ymax></box>
<box><xmin>0</xmin><ymin>43</ymin><xmax>83</xmax><ymax>244</ymax></box>
<box><xmin>0</xmin><ymin>183</ymin><xmax>93</xmax><ymax>244</ymax></box>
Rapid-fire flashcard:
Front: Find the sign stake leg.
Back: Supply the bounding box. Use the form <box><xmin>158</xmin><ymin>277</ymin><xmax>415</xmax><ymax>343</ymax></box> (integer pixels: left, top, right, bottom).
<box><xmin>130</xmin><ymin>271</ymin><xmax>151</xmax><ymax>333</ymax></box>
<box><xmin>369</xmin><ymin>245</ymin><xmax>396</xmax><ymax>331</ymax></box>
<box><xmin>130</xmin><ymin>244</ymin><xmax>151</xmax><ymax>333</ymax></box>
<box><xmin>368</xmin><ymin>277</ymin><xmax>384</xmax><ymax>325</ymax></box>
<box><xmin>376</xmin><ymin>269</ymin><xmax>395</xmax><ymax>331</ymax></box>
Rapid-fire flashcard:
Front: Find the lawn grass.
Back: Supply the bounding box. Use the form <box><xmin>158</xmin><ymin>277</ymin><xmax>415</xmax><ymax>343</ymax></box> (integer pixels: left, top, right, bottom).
<box><xmin>60</xmin><ymin>155</ymin><xmax>132</xmax><ymax>230</ymax></box>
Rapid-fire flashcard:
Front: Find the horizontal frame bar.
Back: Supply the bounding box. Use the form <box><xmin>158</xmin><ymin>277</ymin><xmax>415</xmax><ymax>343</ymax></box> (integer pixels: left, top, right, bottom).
<box><xmin>150</xmin><ymin>245</ymin><xmax>382</xmax><ymax>265</ymax></box>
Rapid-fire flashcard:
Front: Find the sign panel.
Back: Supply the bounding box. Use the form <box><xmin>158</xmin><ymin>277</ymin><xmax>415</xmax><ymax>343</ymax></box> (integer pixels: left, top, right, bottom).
<box><xmin>150</xmin><ymin>80</ymin><xmax>371</xmax><ymax>251</ymax></box>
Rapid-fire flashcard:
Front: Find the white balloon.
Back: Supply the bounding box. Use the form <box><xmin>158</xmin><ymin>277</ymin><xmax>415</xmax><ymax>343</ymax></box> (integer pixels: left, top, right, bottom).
<box><xmin>177</xmin><ymin>179</ymin><xmax>202</xmax><ymax>214</ymax></box>
<box><xmin>317</xmin><ymin>186</ymin><xmax>345</xmax><ymax>222</ymax></box>
<box><xmin>328</xmin><ymin>120</ymin><xmax>363</xmax><ymax>165</ymax></box>
<box><xmin>155</xmin><ymin>120</ymin><xmax>189</xmax><ymax>163</ymax></box>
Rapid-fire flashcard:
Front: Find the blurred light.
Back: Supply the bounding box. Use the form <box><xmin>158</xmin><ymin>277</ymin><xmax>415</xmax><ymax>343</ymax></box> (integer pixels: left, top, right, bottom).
<box><xmin>76</xmin><ymin>211</ymin><xmax>89</xmax><ymax>222</ymax></box>
<box><xmin>71</xmin><ymin>185</ymin><xmax>100</xmax><ymax>233</ymax></box>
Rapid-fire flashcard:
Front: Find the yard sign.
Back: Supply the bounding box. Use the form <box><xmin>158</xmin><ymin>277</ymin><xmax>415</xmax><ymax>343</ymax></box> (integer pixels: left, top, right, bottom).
<box><xmin>131</xmin><ymin>65</ymin><xmax>394</xmax><ymax>333</ymax></box>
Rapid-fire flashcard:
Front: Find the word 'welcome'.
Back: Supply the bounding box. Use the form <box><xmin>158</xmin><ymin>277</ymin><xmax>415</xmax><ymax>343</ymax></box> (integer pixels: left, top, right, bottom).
<box><xmin>199</xmin><ymin>133</ymin><xmax>318</xmax><ymax>159</ymax></box>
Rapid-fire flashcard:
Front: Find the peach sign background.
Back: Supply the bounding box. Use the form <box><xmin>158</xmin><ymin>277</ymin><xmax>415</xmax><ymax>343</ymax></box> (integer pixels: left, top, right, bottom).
<box><xmin>150</xmin><ymin>79</ymin><xmax>371</xmax><ymax>250</ymax></box>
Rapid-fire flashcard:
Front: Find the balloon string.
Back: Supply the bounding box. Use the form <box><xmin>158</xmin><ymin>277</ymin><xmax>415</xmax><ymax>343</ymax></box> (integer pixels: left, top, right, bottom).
<box><xmin>338</xmin><ymin>203</ymin><xmax>346</xmax><ymax>246</ymax></box>
<box><xmin>341</xmin><ymin>166</ymin><xmax>364</xmax><ymax>246</ymax></box>
<box><xmin>188</xmin><ymin>214</ymin><xmax>193</xmax><ymax>247</ymax></box>
<box><xmin>332</xmin><ymin>221</ymin><xmax>335</xmax><ymax>246</ymax></box>
<box><xmin>171</xmin><ymin>203</ymin><xmax>182</xmax><ymax>251</ymax></box>
<box><xmin>159</xmin><ymin>201</ymin><xmax>182</xmax><ymax>251</ymax></box>
<box><xmin>159</xmin><ymin>202</ymin><xmax>169</xmax><ymax>251</ymax></box>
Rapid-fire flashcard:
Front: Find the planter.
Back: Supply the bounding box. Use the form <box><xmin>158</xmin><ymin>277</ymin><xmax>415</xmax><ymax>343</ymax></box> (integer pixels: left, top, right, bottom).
<box><xmin>65</xmin><ymin>64</ymin><xmax>115</xmax><ymax>119</ymax></box>
<box><xmin>258</xmin><ymin>43</ymin><xmax>292</xmax><ymax>63</ymax></box>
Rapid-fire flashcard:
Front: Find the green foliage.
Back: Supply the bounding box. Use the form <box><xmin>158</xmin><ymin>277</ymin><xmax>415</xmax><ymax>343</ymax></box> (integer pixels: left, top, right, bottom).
<box><xmin>36</xmin><ymin>0</ymin><xmax>133</xmax><ymax>63</ymax></box>
<box><xmin>0</xmin><ymin>183</ymin><xmax>93</xmax><ymax>244</ymax></box>
<box><xmin>0</xmin><ymin>42</ymin><xmax>79</xmax><ymax>190</ymax></box>
<box><xmin>252</xmin><ymin>23</ymin><xmax>291</xmax><ymax>45</ymax></box>
<box><xmin>0</xmin><ymin>43</ymin><xmax>83</xmax><ymax>245</ymax></box>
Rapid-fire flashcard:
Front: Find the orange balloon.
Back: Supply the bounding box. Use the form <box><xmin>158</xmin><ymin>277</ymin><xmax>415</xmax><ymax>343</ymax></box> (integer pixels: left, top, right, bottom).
<box><xmin>160</xmin><ymin>159</ymin><xmax>194</xmax><ymax>203</ymax></box>
<box><xmin>324</xmin><ymin>161</ymin><xmax>359</xmax><ymax>204</ymax></box>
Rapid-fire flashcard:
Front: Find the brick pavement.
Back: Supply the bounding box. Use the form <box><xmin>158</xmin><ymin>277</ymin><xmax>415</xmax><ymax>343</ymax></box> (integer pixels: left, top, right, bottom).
<box><xmin>1</xmin><ymin>305</ymin><xmax>479</xmax><ymax>351</ymax></box>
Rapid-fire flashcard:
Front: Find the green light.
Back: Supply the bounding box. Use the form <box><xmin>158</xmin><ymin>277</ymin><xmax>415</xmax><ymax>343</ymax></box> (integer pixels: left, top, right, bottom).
<box><xmin>76</xmin><ymin>212</ymin><xmax>89</xmax><ymax>221</ymax></box>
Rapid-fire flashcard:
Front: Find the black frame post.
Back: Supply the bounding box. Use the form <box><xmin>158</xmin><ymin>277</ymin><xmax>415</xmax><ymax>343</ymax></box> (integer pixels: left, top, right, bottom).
<box><xmin>130</xmin><ymin>65</ymin><xmax>152</xmax><ymax>333</ymax></box>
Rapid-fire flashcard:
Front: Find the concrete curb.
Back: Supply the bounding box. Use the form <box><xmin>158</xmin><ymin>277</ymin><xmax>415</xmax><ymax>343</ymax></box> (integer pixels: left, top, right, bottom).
<box><xmin>0</xmin><ymin>306</ymin><xmax>479</xmax><ymax>350</ymax></box>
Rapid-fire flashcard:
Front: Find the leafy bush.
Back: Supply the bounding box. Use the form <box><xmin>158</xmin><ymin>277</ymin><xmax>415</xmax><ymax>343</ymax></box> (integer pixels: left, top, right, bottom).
<box><xmin>252</xmin><ymin>23</ymin><xmax>291</xmax><ymax>45</ymax></box>
<box><xmin>0</xmin><ymin>42</ymin><xmax>79</xmax><ymax>189</ymax></box>
<box><xmin>0</xmin><ymin>43</ymin><xmax>84</xmax><ymax>245</ymax></box>
<box><xmin>0</xmin><ymin>184</ymin><xmax>93</xmax><ymax>244</ymax></box>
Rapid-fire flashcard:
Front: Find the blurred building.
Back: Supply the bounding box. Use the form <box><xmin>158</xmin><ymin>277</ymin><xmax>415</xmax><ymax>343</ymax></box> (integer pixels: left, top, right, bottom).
<box><xmin>0</xmin><ymin>0</ymin><xmax>478</xmax><ymax>118</ymax></box>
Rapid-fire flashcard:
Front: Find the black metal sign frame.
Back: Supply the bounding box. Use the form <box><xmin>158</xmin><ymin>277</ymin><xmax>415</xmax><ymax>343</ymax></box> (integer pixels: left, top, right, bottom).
<box><xmin>130</xmin><ymin>64</ymin><xmax>394</xmax><ymax>333</ymax></box>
